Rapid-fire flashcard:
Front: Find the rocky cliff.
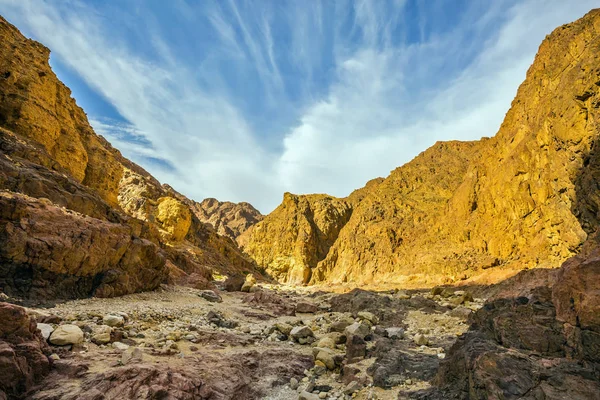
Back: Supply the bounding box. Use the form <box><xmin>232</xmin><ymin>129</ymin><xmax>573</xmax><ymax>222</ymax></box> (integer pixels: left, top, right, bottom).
<box><xmin>244</xmin><ymin>9</ymin><xmax>600</xmax><ymax>286</ymax></box>
<box><xmin>190</xmin><ymin>197</ymin><xmax>263</xmax><ymax>241</ymax></box>
<box><xmin>0</xmin><ymin>16</ymin><xmax>257</xmax><ymax>300</ymax></box>
<box><xmin>240</xmin><ymin>193</ymin><xmax>353</xmax><ymax>284</ymax></box>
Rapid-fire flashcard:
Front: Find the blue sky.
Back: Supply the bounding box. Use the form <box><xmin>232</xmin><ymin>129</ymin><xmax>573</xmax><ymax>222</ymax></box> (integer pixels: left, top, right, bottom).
<box><xmin>0</xmin><ymin>0</ymin><xmax>597</xmax><ymax>212</ymax></box>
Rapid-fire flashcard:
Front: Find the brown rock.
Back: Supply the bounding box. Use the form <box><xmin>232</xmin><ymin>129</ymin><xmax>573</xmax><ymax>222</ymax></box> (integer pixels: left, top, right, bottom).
<box><xmin>0</xmin><ymin>192</ymin><xmax>167</xmax><ymax>299</ymax></box>
<box><xmin>0</xmin><ymin>302</ymin><xmax>50</xmax><ymax>399</ymax></box>
<box><xmin>0</xmin><ymin>15</ymin><xmax>264</xmax><ymax>300</ymax></box>
<box><xmin>295</xmin><ymin>302</ymin><xmax>319</xmax><ymax>314</ymax></box>
<box><xmin>192</xmin><ymin>197</ymin><xmax>263</xmax><ymax>241</ymax></box>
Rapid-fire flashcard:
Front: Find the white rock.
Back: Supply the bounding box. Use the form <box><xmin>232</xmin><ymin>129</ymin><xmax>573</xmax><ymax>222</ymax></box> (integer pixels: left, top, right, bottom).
<box><xmin>112</xmin><ymin>341</ymin><xmax>130</xmax><ymax>351</ymax></box>
<box><xmin>36</xmin><ymin>323</ymin><xmax>54</xmax><ymax>340</ymax></box>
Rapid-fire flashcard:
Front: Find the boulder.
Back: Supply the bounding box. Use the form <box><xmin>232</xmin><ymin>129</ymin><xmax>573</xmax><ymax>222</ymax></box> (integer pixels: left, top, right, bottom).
<box><xmin>49</xmin><ymin>324</ymin><xmax>84</xmax><ymax>345</ymax></box>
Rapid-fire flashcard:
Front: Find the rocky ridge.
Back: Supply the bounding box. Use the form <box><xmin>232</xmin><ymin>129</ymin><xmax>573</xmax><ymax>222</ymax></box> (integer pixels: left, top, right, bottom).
<box><xmin>244</xmin><ymin>9</ymin><xmax>600</xmax><ymax>286</ymax></box>
<box><xmin>188</xmin><ymin>197</ymin><xmax>263</xmax><ymax>241</ymax></box>
<box><xmin>0</xmin><ymin>15</ymin><xmax>257</xmax><ymax>300</ymax></box>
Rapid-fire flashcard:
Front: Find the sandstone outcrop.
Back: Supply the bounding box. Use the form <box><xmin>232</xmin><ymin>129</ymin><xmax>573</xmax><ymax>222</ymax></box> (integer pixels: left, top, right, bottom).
<box><xmin>192</xmin><ymin>197</ymin><xmax>263</xmax><ymax>241</ymax></box>
<box><xmin>241</xmin><ymin>193</ymin><xmax>352</xmax><ymax>284</ymax></box>
<box><xmin>0</xmin><ymin>15</ymin><xmax>258</xmax><ymax>300</ymax></box>
<box><xmin>0</xmin><ymin>192</ymin><xmax>166</xmax><ymax>299</ymax></box>
<box><xmin>245</xmin><ymin>9</ymin><xmax>600</xmax><ymax>286</ymax></box>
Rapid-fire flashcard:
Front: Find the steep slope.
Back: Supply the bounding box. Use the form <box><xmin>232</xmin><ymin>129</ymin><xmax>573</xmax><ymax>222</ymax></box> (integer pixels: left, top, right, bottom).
<box><xmin>0</xmin><ymin>15</ymin><xmax>257</xmax><ymax>299</ymax></box>
<box><xmin>190</xmin><ymin>197</ymin><xmax>263</xmax><ymax>241</ymax></box>
<box><xmin>240</xmin><ymin>193</ymin><xmax>352</xmax><ymax>284</ymax></box>
<box><xmin>245</xmin><ymin>9</ymin><xmax>600</xmax><ymax>286</ymax></box>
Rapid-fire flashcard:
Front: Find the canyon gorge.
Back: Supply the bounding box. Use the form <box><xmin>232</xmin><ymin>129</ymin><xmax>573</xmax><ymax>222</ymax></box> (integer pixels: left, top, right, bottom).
<box><xmin>0</xmin><ymin>7</ymin><xmax>599</xmax><ymax>400</ymax></box>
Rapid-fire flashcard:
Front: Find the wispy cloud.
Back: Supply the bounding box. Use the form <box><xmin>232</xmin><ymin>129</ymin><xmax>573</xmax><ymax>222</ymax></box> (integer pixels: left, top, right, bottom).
<box><xmin>0</xmin><ymin>0</ymin><xmax>597</xmax><ymax>212</ymax></box>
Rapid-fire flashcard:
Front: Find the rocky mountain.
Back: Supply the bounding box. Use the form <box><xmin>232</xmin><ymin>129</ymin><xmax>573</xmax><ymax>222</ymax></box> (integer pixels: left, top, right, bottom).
<box><xmin>244</xmin><ymin>9</ymin><xmax>600</xmax><ymax>286</ymax></box>
<box><xmin>190</xmin><ymin>197</ymin><xmax>263</xmax><ymax>241</ymax></box>
<box><xmin>0</xmin><ymin>16</ymin><xmax>257</xmax><ymax>300</ymax></box>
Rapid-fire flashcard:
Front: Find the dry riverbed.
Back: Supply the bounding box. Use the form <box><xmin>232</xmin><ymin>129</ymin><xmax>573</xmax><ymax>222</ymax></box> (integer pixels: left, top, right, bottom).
<box><xmin>18</xmin><ymin>283</ymin><xmax>484</xmax><ymax>399</ymax></box>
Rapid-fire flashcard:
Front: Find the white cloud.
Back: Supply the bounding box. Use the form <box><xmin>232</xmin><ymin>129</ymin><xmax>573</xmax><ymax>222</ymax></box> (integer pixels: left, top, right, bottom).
<box><xmin>0</xmin><ymin>0</ymin><xmax>597</xmax><ymax>213</ymax></box>
<box><xmin>276</xmin><ymin>0</ymin><xmax>599</xmax><ymax>197</ymax></box>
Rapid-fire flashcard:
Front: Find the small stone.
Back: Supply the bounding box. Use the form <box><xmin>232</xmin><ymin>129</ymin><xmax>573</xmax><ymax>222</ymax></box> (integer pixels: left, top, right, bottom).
<box><xmin>357</xmin><ymin>311</ymin><xmax>378</xmax><ymax>324</ymax></box>
<box><xmin>315</xmin><ymin>349</ymin><xmax>336</xmax><ymax>370</ymax></box>
<box><xmin>290</xmin><ymin>326</ymin><xmax>314</xmax><ymax>341</ymax></box>
<box><xmin>49</xmin><ymin>324</ymin><xmax>84</xmax><ymax>345</ymax></box>
<box><xmin>343</xmin><ymin>381</ymin><xmax>361</xmax><ymax>395</ymax></box>
<box><xmin>344</xmin><ymin>322</ymin><xmax>370</xmax><ymax>338</ymax></box>
<box><xmin>319</xmin><ymin>393</ymin><xmax>327</xmax><ymax>399</ymax></box>
<box><xmin>36</xmin><ymin>323</ymin><xmax>54</xmax><ymax>340</ymax></box>
<box><xmin>396</xmin><ymin>290</ymin><xmax>411</xmax><ymax>299</ymax></box>
<box><xmin>296</xmin><ymin>302</ymin><xmax>319</xmax><ymax>313</ymax></box>
<box><xmin>405</xmin><ymin>378</ymin><xmax>413</xmax><ymax>385</ymax></box>
<box><xmin>49</xmin><ymin>353</ymin><xmax>60</xmax><ymax>361</ymax></box>
<box><xmin>298</xmin><ymin>391</ymin><xmax>320</xmax><ymax>400</ymax></box>
<box><xmin>121</xmin><ymin>347</ymin><xmax>143</xmax><ymax>364</ymax></box>
<box><xmin>241</xmin><ymin>274</ymin><xmax>256</xmax><ymax>292</ymax></box>
<box><xmin>437</xmin><ymin>353</ymin><xmax>446</xmax><ymax>359</ymax></box>
<box><xmin>112</xmin><ymin>341</ymin><xmax>130</xmax><ymax>351</ymax></box>
<box><xmin>91</xmin><ymin>325</ymin><xmax>112</xmax><ymax>344</ymax></box>
<box><xmin>275</xmin><ymin>322</ymin><xmax>293</xmax><ymax>335</ymax></box>
<box><xmin>386</xmin><ymin>327</ymin><xmax>404</xmax><ymax>339</ymax></box>
<box><xmin>414</xmin><ymin>334</ymin><xmax>429</xmax><ymax>346</ymax></box>
<box><xmin>317</xmin><ymin>337</ymin><xmax>336</xmax><ymax>349</ymax></box>
<box><xmin>103</xmin><ymin>314</ymin><xmax>124</xmax><ymax>327</ymax></box>
<box><xmin>198</xmin><ymin>290</ymin><xmax>222</xmax><ymax>303</ymax></box>
<box><xmin>290</xmin><ymin>377</ymin><xmax>299</xmax><ymax>390</ymax></box>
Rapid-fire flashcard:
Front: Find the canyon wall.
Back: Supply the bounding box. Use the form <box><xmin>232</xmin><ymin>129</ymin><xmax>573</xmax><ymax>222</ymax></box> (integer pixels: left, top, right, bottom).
<box><xmin>244</xmin><ymin>9</ymin><xmax>600</xmax><ymax>286</ymax></box>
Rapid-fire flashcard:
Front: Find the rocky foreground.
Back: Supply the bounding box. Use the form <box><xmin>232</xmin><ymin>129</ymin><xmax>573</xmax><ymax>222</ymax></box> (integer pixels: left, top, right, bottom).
<box><xmin>2</xmin><ymin>248</ymin><xmax>599</xmax><ymax>400</ymax></box>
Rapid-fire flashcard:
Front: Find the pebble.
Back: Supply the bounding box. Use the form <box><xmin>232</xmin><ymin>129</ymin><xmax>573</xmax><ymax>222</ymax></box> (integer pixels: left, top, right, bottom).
<box><xmin>290</xmin><ymin>377</ymin><xmax>299</xmax><ymax>390</ymax></box>
<box><xmin>112</xmin><ymin>341</ymin><xmax>130</xmax><ymax>351</ymax></box>
<box><xmin>103</xmin><ymin>314</ymin><xmax>125</xmax><ymax>327</ymax></box>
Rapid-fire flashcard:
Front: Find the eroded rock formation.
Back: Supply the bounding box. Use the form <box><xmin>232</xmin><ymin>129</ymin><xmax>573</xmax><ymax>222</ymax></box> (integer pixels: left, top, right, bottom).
<box><xmin>241</xmin><ymin>193</ymin><xmax>353</xmax><ymax>284</ymax></box>
<box><xmin>0</xmin><ymin>302</ymin><xmax>51</xmax><ymax>399</ymax></box>
<box><xmin>0</xmin><ymin>15</ymin><xmax>257</xmax><ymax>300</ymax></box>
<box><xmin>425</xmin><ymin>246</ymin><xmax>600</xmax><ymax>399</ymax></box>
<box><xmin>192</xmin><ymin>197</ymin><xmax>263</xmax><ymax>241</ymax></box>
<box><xmin>245</xmin><ymin>9</ymin><xmax>600</xmax><ymax>286</ymax></box>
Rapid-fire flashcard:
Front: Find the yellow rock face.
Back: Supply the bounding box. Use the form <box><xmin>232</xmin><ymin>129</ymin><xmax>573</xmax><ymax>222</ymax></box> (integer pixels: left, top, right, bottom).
<box><xmin>245</xmin><ymin>9</ymin><xmax>600</xmax><ymax>286</ymax></box>
<box><xmin>241</xmin><ymin>193</ymin><xmax>352</xmax><ymax>284</ymax></box>
<box><xmin>0</xmin><ymin>16</ymin><xmax>123</xmax><ymax>206</ymax></box>
<box><xmin>155</xmin><ymin>197</ymin><xmax>192</xmax><ymax>242</ymax></box>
